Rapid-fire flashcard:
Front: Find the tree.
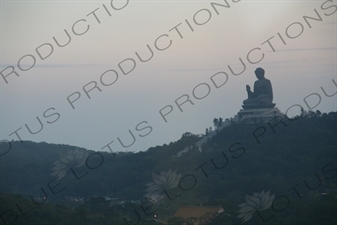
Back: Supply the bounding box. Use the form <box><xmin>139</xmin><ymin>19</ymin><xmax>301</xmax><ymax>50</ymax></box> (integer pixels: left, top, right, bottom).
<box><xmin>84</xmin><ymin>196</ymin><xmax>110</xmax><ymax>212</ymax></box>
<box><xmin>182</xmin><ymin>132</ymin><xmax>193</xmax><ymax>137</ymax></box>
<box><xmin>218</xmin><ymin>118</ymin><xmax>223</xmax><ymax>127</ymax></box>
<box><xmin>185</xmin><ymin>217</ymin><xmax>198</xmax><ymax>225</ymax></box>
<box><xmin>167</xmin><ymin>217</ymin><xmax>184</xmax><ymax>225</ymax></box>
<box><xmin>213</xmin><ymin>118</ymin><xmax>219</xmax><ymax>128</ymax></box>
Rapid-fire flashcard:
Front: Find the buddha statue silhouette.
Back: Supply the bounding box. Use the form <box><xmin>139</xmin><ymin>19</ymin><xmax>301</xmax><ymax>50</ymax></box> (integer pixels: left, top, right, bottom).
<box><xmin>243</xmin><ymin>67</ymin><xmax>275</xmax><ymax>109</ymax></box>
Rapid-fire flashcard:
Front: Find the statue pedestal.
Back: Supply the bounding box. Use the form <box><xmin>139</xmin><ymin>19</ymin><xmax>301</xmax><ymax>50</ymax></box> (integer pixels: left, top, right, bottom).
<box><xmin>235</xmin><ymin>107</ymin><xmax>283</xmax><ymax>124</ymax></box>
<box><xmin>242</xmin><ymin>103</ymin><xmax>276</xmax><ymax>109</ymax></box>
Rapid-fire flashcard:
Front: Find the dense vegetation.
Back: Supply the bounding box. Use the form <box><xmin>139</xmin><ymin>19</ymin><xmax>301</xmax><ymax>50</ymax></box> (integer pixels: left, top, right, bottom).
<box><xmin>1</xmin><ymin>111</ymin><xmax>336</xmax><ymax>224</ymax></box>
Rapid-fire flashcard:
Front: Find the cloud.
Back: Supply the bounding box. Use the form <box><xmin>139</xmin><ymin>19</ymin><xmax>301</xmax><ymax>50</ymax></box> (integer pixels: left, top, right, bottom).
<box><xmin>0</xmin><ymin>63</ymin><xmax>107</xmax><ymax>70</ymax></box>
<box><xmin>274</xmin><ymin>47</ymin><xmax>336</xmax><ymax>52</ymax></box>
<box><xmin>322</xmin><ymin>21</ymin><xmax>337</xmax><ymax>25</ymax></box>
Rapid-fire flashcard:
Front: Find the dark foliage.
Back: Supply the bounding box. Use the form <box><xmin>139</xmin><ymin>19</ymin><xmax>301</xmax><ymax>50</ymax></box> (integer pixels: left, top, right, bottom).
<box><xmin>0</xmin><ymin>111</ymin><xmax>336</xmax><ymax>224</ymax></box>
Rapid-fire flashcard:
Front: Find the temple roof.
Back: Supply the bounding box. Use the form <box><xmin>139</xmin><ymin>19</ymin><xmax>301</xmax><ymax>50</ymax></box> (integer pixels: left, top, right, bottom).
<box><xmin>173</xmin><ymin>206</ymin><xmax>224</xmax><ymax>225</ymax></box>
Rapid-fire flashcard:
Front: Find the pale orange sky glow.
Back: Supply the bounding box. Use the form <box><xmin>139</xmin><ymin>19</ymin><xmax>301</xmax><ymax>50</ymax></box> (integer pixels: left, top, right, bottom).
<box><xmin>1</xmin><ymin>0</ymin><xmax>336</xmax><ymax>153</ymax></box>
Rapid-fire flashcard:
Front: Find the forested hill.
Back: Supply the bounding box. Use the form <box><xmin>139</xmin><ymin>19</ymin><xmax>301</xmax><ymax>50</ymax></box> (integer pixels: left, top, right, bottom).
<box><xmin>1</xmin><ymin>112</ymin><xmax>336</xmax><ymax>199</ymax></box>
<box><xmin>0</xmin><ymin>112</ymin><xmax>336</xmax><ymax>224</ymax></box>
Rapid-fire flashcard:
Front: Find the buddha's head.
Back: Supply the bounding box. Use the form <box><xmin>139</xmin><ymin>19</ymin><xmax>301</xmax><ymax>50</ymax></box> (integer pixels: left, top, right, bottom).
<box><xmin>255</xmin><ymin>67</ymin><xmax>265</xmax><ymax>80</ymax></box>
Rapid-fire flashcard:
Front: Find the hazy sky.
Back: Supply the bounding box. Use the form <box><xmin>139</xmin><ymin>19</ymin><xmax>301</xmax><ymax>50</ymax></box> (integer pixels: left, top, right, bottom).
<box><xmin>1</xmin><ymin>0</ymin><xmax>336</xmax><ymax>154</ymax></box>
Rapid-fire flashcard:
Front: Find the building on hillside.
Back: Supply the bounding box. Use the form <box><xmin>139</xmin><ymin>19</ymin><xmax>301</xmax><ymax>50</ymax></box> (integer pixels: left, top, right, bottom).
<box><xmin>173</xmin><ymin>206</ymin><xmax>225</xmax><ymax>225</ymax></box>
